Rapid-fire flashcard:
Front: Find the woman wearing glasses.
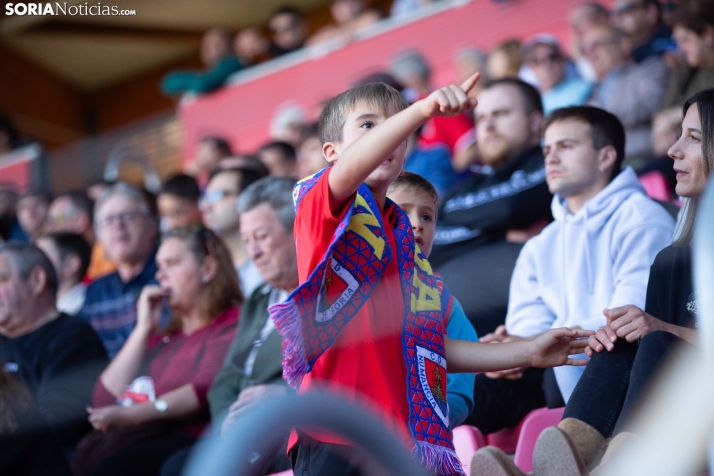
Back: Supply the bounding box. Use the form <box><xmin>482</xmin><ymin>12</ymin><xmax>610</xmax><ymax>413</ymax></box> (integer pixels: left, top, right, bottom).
<box><xmin>73</xmin><ymin>227</ymin><xmax>243</xmax><ymax>476</ymax></box>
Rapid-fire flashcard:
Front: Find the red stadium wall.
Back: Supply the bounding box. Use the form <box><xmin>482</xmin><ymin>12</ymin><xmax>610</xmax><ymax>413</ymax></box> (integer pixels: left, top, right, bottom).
<box><xmin>179</xmin><ymin>0</ymin><xmax>591</xmax><ymax>162</ymax></box>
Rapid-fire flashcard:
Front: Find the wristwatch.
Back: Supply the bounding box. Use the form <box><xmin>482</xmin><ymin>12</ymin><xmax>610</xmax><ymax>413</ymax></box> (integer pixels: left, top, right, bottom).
<box><xmin>154</xmin><ymin>398</ymin><xmax>168</xmax><ymax>417</ymax></box>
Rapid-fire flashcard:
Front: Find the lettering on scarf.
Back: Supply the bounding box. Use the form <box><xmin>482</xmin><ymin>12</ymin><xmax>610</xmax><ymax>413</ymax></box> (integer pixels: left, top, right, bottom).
<box><xmin>346</xmin><ymin>194</ymin><xmax>386</xmax><ymax>260</ymax></box>
<box><xmin>411</xmin><ymin>251</ymin><xmax>441</xmax><ymax>313</ymax></box>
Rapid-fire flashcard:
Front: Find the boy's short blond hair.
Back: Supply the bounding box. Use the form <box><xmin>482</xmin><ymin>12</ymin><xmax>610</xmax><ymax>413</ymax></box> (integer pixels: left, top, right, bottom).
<box><xmin>319</xmin><ymin>82</ymin><xmax>410</xmax><ymax>145</ymax></box>
<box><xmin>388</xmin><ymin>171</ymin><xmax>439</xmax><ymax>216</ymax></box>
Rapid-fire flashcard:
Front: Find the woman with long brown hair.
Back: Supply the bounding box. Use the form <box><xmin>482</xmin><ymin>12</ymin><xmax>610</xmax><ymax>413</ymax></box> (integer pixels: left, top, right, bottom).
<box><xmin>73</xmin><ymin>226</ymin><xmax>243</xmax><ymax>476</ymax></box>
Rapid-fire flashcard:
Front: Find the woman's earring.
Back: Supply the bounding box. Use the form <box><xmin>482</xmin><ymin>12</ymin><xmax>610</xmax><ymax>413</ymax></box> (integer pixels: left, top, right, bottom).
<box><xmin>201</xmin><ymin>276</ymin><xmax>209</xmax><ymax>284</ymax></box>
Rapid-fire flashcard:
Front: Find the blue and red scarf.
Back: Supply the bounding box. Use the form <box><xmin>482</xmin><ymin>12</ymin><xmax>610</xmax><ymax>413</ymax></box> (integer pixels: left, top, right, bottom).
<box><xmin>269</xmin><ymin>169</ymin><xmax>464</xmax><ymax>475</ymax></box>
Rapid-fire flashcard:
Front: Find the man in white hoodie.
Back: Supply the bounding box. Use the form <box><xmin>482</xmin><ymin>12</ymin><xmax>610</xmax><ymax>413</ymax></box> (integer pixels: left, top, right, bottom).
<box><xmin>465</xmin><ymin>105</ymin><xmax>674</xmax><ymax>434</ymax></box>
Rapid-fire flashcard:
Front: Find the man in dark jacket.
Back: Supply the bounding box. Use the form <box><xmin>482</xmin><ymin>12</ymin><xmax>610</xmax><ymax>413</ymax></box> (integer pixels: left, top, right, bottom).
<box><xmin>431</xmin><ymin>79</ymin><xmax>553</xmax><ymax>336</ymax></box>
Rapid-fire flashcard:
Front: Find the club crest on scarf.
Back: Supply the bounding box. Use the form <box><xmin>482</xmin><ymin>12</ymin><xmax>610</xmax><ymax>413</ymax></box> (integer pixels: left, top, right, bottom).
<box><xmin>270</xmin><ymin>168</ymin><xmax>464</xmax><ymax>475</ymax></box>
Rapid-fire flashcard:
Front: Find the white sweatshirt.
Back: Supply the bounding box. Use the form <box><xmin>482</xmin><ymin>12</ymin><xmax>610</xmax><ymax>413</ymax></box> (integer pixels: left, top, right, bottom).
<box><xmin>505</xmin><ymin>167</ymin><xmax>675</xmax><ymax>401</ymax></box>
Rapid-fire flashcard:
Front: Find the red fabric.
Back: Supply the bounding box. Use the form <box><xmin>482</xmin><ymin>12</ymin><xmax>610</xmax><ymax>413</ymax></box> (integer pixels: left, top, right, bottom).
<box><xmin>289</xmin><ymin>169</ymin><xmax>410</xmax><ymax>450</ymax></box>
<box><xmin>418</xmin><ymin>113</ymin><xmax>475</xmax><ymax>156</ymax></box>
<box><xmin>92</xmin><ymin>307</ymin><xmax>239</xmax><ymax>437</ymax></box>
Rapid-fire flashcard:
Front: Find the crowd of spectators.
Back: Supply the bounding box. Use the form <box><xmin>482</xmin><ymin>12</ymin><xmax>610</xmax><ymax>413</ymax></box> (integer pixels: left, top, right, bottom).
<box><xmin>1</xmin><ymin>0</ymin><xmax>713</xmax><ymax>475</ymax></box>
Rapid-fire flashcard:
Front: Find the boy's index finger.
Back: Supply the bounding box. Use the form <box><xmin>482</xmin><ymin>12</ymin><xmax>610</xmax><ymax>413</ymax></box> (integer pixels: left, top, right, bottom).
<box><xmin>460</xmin><ymin>72</ymin><xmax>481</xmax><ymax>95</ymax></box>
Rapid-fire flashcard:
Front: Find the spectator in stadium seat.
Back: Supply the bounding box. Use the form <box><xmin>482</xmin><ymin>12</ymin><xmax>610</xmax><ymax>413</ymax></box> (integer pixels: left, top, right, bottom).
<box><xmin>643</xmin><ymin>0</ymin><xmax>714</xmax><ymax>190</ymax></box>
<box><xmin>168</xmin><ymin>177</ymin><xmax>300</xmax><ymax>476</ymax></box>
<box><xmin>258</xmin><ymin>140</ymin><xmax>298</xmax><ymax>178</ymax></box>
<box><xmin>569</xmin><ymin>2</ymin><xmax>611</xmax><ymax>82</ymax></box>
<box><xmin>78</xmin><ymin>183</ymin><xmax>161</xmax><ymax>358</ymax></box>
<box><xmin>584</xmin><ymin>24</ymin><xmax>669</xmax><ymax>163</ymax></box>
<box><xmin>157</xmin><ymin>174</ymin><xmax>202</xmax><ymax>232</ymax></box>
<box><xmin>200</xmin><ymin>168</ymin><xmax>266</xmax><ymax>297</ymax></box>
<box><xmin>465</xmin><ymin>106</ymin><xmax>674</xmax><ymax>437</ymax></box>
<box><xmin>471</xmin><ymin>87</ymin><xmax>711</xmax><ymax>476</ymax></box>
<box><xmin>36</xmin><ymin>232</ymin><xmax>92</xmax><ymax>315</ymax></box>
<box><xmin>523</xmin><ymin>34</ymin><xmax>594</xmax><ymax>115</ymax></box>
<box><xmin>268</xmin><ymin>6</ymin><xmax>308</xmax><ymax>57</ymax></box>
<box><xmin>387</xmin><ymin>172</ymin><xmax>478</xmax><ymax>428</ymax></box>
<box><xmin>161</xmin><ymin>28</ymin><xmax>243</xmax><ymax>96</ymax></box>
<box><xmin>487</xmin><ymin>39</ymin><xmax>523</xmax><ymax>80</ymax></box>
<box><xmin>72</xmin><ymin>226</ymin><xmax>241</xmax><ymax>476</ymax></box>
<box><xmin>660</xmin><ymin>0</ymin><xmax>714</xmax><ymax>110</ymax></box>
<box><xmin>390</xmin><ymin>51</ymin><xmax>477</xmax><ymax>188</ymax></box>
<box><xmin>16</xmin><ymin>189</ymin><xmax>51</xmax><ymax>241</ymax></box>
<box><xmin>46</xmin><ymin>190</ymin><xmax>117</xmax><ymax>281</ymax></box>
<box><xmin>296</xmin><ymin>123</ymin><xmax>329</xmax><ymax>179</ymax></box>
<box><xmin>430</xmin><ymin>79</ymin><xmax>553</xmax><ymax>337</ymax></box>
<box><xmin>233</xmin><ymin>28</ymin><xmax>270</xmax><ymax>67</ymax></box>
<box><xmin>186</xmin><ymin>135</ymin><xmax>233</xmax><ymax>185</ymax></box>
<box><xmin>0</xmin><ymin>242</ymin><xmax>108</xmax><ymax>450</ymax></box>
<box><xmin>306</xmin><ymin>0</ymin><xmax>382</xmax><ymax>46</ymax></box>
<box><xmin>611</xmin><ymin>0</ymin><xmax>677</xmax><ymax>63</ymax></box>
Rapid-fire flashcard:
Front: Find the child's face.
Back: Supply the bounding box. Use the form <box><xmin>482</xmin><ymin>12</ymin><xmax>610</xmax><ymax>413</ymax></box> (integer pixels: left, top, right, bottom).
<box><xmin>387</xmin><ymin>186</ymin><xmax>436</xmax><ymax>256</ymax></box>
<box><xmin>328</xmin><ymin>101</ymin><xmax>407</xmax><ymax>192</ymax></box>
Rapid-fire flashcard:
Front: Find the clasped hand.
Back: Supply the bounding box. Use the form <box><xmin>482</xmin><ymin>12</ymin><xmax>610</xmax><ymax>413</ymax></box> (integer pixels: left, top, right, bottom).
<box><xmin>585</xmin><ymin>305</ymin><xmax>664</xmax><ymax>357</ymax></box>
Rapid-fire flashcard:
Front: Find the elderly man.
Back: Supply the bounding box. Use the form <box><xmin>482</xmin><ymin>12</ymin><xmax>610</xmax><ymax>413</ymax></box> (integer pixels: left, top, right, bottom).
<box><xmin>78</xmin><ymin>182</ymin><xmax>160</xmax><ymax>358</ymax></box>
<box><xmin>0</xmin><ymin>242</ymin><xmax>108</xmax><ymax>449</ymax></box>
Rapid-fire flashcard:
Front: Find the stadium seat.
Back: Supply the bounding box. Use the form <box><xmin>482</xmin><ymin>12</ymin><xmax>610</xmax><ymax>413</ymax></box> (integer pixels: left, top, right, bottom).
<box><xmin>639</xmin><ymin>171</ymin><xmax>671</xmax><ymax>202</ymax></box>
<box><xmin>485</xmin><ymin>418</ymin><xmax>526</xmax><ymax>454</ymax></box>
<box><xmin>513</xmin><ymin>407</ymin><xmax>565</xmax><ymax>472</ymax></box>
<box><xmin>453</xmin><ymin>425</ymin><xmax>487</xmax><ymax>469</ymax></box>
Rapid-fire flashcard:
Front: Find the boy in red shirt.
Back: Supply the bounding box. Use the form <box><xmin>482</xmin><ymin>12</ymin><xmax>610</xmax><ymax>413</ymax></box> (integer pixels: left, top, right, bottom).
<box><xmin>271</xmin><ymin>75</ymin><xmax>591</xmax><ymax>476</ymax></box>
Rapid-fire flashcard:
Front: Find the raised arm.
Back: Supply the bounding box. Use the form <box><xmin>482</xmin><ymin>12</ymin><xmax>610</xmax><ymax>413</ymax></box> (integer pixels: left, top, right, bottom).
<box><xmin>445</xmin><ymin>328</ymin><xmax>593</xmax><ymax>373</ymax></box>
<box><xmin>327</xmin><ymin>74</ymin><xmax>480</xmax><ymax>206</ymax></box>
<box><xmin>99</xmin><ymin>285</ymin><xmax>167</xmax><ymax>397</ymax></box>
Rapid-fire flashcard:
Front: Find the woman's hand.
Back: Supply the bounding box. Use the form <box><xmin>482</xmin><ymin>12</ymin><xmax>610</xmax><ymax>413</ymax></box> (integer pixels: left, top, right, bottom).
<box><xmin>585</xmin><ymin>325</ymin><xmax>619</xmax><ymax>357</ymax></box>
<box><xmin>606</xmin><ymin>305</ymin><xmax>664</xmax><ymax>343</ymax></box>
<box><xmin>529</xmin><ymin>328</ymin><xmax>593</xmax><ymax>368</ymax></box>
<box><xmin>136</xmin><ymin>285</ymin><xmax>168</xmax><ymax>335</ymax></box>
<box><xmin>87</xmin><ymin>405</ymin><xmax>133</xmax><ymax>432</ymax></box>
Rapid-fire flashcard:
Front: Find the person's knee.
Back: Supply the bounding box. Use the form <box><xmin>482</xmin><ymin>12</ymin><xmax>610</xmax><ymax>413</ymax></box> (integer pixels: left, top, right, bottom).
<box><xmin>639</xmin><ymin>330</ymin><xmax>679</xmax><ymax>352</ymax></box>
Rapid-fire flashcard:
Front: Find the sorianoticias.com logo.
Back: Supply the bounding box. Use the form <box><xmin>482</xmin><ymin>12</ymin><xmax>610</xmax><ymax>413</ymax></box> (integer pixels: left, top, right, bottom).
<box><xmin>5</xmin><ymin>3</ymin><xmax>136</xmax><ymax>16</ymax></box>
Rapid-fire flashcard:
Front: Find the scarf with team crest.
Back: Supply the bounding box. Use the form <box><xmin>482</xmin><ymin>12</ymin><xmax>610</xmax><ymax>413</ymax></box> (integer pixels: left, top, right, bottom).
<box><xmin>269</xmin><ymin>169</ymin><xmax>464</xmax><ymax>476</ymax></box>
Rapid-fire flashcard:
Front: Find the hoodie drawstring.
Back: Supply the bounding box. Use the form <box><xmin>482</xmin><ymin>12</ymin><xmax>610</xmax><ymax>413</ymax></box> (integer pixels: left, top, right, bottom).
<box><xmin>583</xmin><ymin>206</ymin><xmax>594</xmax><ymax>294</ymax></box>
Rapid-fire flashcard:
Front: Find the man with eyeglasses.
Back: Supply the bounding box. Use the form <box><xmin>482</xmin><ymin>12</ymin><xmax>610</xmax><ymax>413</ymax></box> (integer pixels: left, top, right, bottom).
<box><xmin>523</xmin><ymin>34</ymin><xmax>594</xmax><ymax>115</ymax></box>
<box><xmin>611</xmin><ymin>0</ymin><xmax>676</xmax><ymax>63</ymax></box>
<box><xmin>46</xmin><ymin>190</ymin><xmax>117</xmax><ymax>280</ymax></box>
<box><xmin>200</xmin><ymin>167</ymin><xmax>267</xmax><ymax>298</ymax></box>
<box><xmin>77</xmin><ymin>182</ymin><xmax>162</xmax><ymax>358</ymax></box>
